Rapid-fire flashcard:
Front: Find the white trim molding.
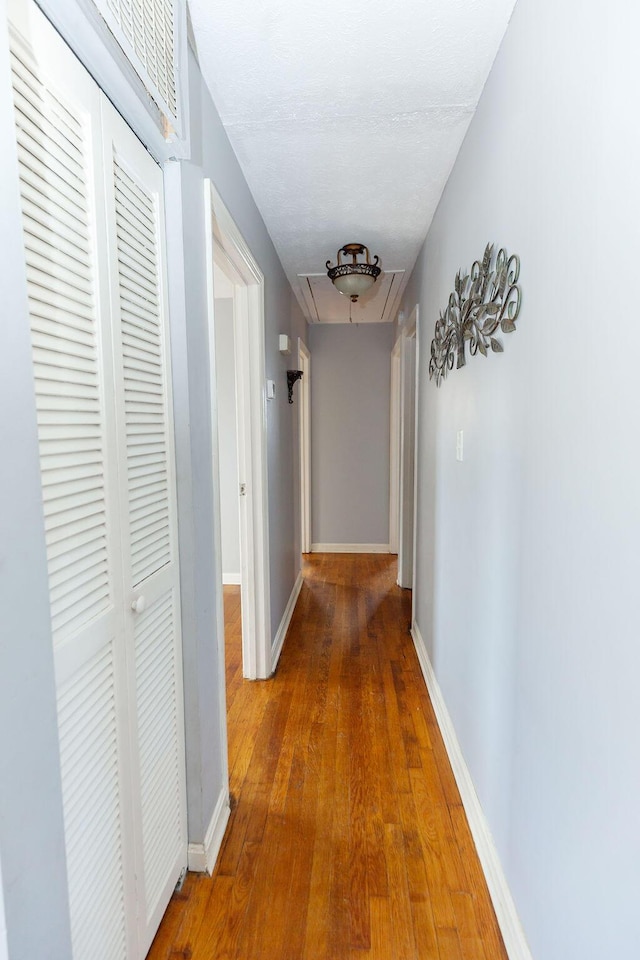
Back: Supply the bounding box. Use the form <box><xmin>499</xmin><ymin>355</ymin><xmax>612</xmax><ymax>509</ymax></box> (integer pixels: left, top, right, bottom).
<box><xmin>222</xmin><ymin>573</ymin><xmax>241</xmax><ymax>586</ymax></box>
<box><xmin>411</xmin><ymin>623</ymin><xmax>533</xmax><ymax>960</ymax></box>
<box><xmin>397</xmin><ymin>305</ymin><xmax>418</xmax><ymax>591</ymax></box>
<box><xmin>298</xmin><ymin>339</ymin><xmax>311</xmax><ymax>555</ymax></box>
<box><xmin>389</xmin><ymin>337</ymin><xmax>401</xmax><ymax>556</ymax></box>
<box><xmin>187</xmin><ymin>786</ymin><xmax>230</xmax><ymax>875</ymax></box>
<box><xmin>204</xmin><ymin>179</ymin><xmax>271</xmax><ymax>681</ymax></box>
<box><xmin>271</xmin><ymin>571</ymin><xmax>304</xmax><ymax>673</ymax></box>
<box><xmin>311</xmin><ymin>543</ymin><xmax>390</xmax><ymax>554</ymax></box>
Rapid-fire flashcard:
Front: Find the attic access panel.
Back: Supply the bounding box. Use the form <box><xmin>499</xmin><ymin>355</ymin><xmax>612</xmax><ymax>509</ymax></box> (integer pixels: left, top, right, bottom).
<box><xmin>298</xmin><ymin>270</ymin><xmax>405</xmax><ymax>323</ymax></box>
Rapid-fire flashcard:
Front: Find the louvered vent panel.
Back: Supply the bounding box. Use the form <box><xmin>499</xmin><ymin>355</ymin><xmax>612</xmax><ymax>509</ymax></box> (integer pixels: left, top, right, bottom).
<box><xmin>11</xmin><ymin>47</ymin><xmax>111</xmax><ymax>645</ymax></box>
<box><xmin>134</xmin><ymin>589</ymin><xmax>182</xmax><ymax>918</ymax></box>
<box><xmin>99</xmin><ymin>0</ymin><xmax>177</xmax><ymax>121</ymax></box>
<box><xmin>113</xmin><ymin>156</ymin><xmax>172</xmax><ymax>587</ymax></box>
<box><xmin>57</xmin><ymin>646</ymin><xmax>127</xmax><ymax>959</ymax></box>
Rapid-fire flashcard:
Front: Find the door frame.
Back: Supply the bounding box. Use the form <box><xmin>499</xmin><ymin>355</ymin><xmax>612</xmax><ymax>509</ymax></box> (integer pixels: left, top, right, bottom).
<box><xmin>389</xmin><ymin>337</ymin><xmax>401</xmax><ymax>556</ymax></box>
<box><xmin>298</xmin><ymin>338</ymin><xmax>311</xmax><ymax>555</ymax></box>
<box><xmin>204</xmin><ymin>180</ymin><xmax>271</xmax><ymax>680</ymax></box>
<box><xmin>410</xmin><ymin>305</ymin><xmax>420</xmax><ymax>621</ymax></box>
<box><xmin>397</xmin><ymin>305</ymin><xmax>419</xmax><ymax>601</ymax></box>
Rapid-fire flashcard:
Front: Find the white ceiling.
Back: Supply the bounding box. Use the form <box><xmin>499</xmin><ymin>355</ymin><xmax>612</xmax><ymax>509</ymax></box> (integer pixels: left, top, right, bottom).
<box><xmin>188</xmin><ymin>0</ymin><xmax>516</xmax><ymax>323</ymax></box>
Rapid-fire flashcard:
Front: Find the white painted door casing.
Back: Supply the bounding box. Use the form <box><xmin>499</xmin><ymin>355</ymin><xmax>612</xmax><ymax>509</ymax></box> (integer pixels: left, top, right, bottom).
<box><xmin>205</xmin><ymin>180</ymin><xmax>271</xmax><ymax>680</ymax></box>
<box><xmin>398</xmin><ymin>307</ymin><xmax>418</xmax><ymax>592</ymax></box>
<box><xmin>298</xmin><ymin>339</ymin><xmax>311</xmax><ymax>555</ymax></box>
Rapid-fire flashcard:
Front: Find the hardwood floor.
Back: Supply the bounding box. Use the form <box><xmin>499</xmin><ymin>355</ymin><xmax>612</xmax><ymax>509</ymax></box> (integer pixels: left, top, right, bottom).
<box><xmin>147</xmin><ymin>554</ymin><xmax>507</xmax><ymax>960</ymax></box>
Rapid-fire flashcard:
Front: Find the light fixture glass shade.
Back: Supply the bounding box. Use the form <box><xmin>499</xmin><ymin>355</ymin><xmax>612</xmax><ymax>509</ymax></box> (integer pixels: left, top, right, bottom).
<box><xmin>332</xmin><ymin>272</ymin><xmax>376</xmax><ymax>299</ymax></box>
<box><xmin>326</xmin><ymin>243</ymin><xmax>381</xmax><ymax>302</ymax></box>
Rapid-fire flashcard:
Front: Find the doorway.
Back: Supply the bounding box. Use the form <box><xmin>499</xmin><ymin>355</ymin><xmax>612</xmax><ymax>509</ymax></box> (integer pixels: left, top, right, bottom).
<box><xmin>211</xmin><ymin>255</ymin><xmax>244</xmax><ymax>709</ymax></box>
<box><xmin>213</xmin><ymin>257</ymin><xmax>242</xmax><ymax>589</ymax></box>
<box><xmin>392</xmin><ymin>306</ymin><xmax>419</xmax><ymax>602</ymax></box>
<box><xmin>204</xmin><ymin>181</ymin><xmax>271</xmax><ymax>681</ymax></box>
<box><xmin>389</xmin><ymin>338</ymin><xmax>401</xmax><ymax>557</ymax></box>
<box><xmin>298</xmin><ymin>338</ymin><xmax>311</xmax><ymax>555</ymax></box>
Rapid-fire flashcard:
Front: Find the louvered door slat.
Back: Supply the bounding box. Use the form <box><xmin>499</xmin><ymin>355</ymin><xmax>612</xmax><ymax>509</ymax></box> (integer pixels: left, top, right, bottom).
<box><xmin>32</xmin><ymin>331</ymin><xmax>95</xmax><ymax>361</ymax></box>
<box><xmin>118</xmin><ymin>260</ymin><xmax>158</xmax><ymax>298</ymax></box>
<box><xmin>117</xmin><ymin>240</ymin><xmax>157</xmax><ymax>280</ymax></box>
<box><xmin>25</xmin><ymin>231</ymin><xmax>91</xmax><ymax>278</ymax></box>
<box><xmin>18</xmin><ymin>162</ymin><xmax>90</xmax><ymax>231</ymax></box>
<box><xmin>21</xmin><ymin>200</ymin><xmax>90</xmax><ymax>257</ymax></box>
<box><xmin>12</xmin><ymin>75</ymin><xmax>86</xmax><ymax>167</ymax></box>
<box><xmin>119</xmin><ymin>276</ymin><xmax>160</xmax><ymax>311</ymax></box>
<box><xmin>16</xmin><ymin>142</ymin><xmax>87</xmax><ymax>215</ymax></box>
<box><xmin>130</xmin><ymin>481</ymin><xmax>168</xmax><ymax>503</ymax></box>
<box><xmin>16</xmin><ymin>117</ymin><xmax>86</xmax><ymax>185</ymax></box>
<box><xmin>125</xmin><ymin>370</ymin><xmax>163</xmax><ymax>390</ymax></box>
<box><xmin>130</xmin><ymin>514</ymin><xmax>169</xmax><ymax>542</ymax></box>
<box><xmin>114</xmin><ymin>175</ymin><xmax>155</xmax><ymax>225</ymax></box>
<box><xmin>27</xmin><ymin>254</ymin><xmax>93</xmax><ymax>300</ymax></box>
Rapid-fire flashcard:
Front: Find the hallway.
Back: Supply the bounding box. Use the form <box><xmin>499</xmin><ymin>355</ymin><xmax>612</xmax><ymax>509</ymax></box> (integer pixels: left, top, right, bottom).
<box><xmin>147</xmin><ymin>555</ymin><xmax>506</xmax><ymax>959</ymax></box>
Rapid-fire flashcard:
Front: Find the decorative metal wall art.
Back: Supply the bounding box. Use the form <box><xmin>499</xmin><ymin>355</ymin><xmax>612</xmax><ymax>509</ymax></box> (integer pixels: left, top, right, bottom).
<box><xmin>428</xmin><ymin>243</ymin><xmax>522</xmax><ymax>386</ymax></box>
<box><xmin>287</xmin><ymin>369</ymin><xmax>303</xmax><ymax>403</ymax></box>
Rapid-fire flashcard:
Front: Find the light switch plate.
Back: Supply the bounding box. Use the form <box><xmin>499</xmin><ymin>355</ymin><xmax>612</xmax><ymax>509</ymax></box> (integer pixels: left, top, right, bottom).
<box><xmin>266</xmin><ymin>379</ymin><xmax>276</xmax><ymax>400</ymax></box>
<box><xmin>456</xmin><ymin>429</ymin><xmax>464</xmax><ymax>461</ymax></box>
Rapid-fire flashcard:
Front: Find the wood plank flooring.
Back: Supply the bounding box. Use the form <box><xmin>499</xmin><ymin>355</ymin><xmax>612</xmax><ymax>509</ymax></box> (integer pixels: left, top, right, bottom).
<box><xmin>147</xmin><ymin>554</ymin><xmax>507</xmax><ymax>960</ymax></box>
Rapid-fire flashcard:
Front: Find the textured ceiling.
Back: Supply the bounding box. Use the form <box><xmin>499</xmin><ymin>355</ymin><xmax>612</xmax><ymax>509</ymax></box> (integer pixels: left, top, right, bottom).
<box><xmin>188</xmin><ymin>0</ymin><xmax>516</xmax><ymax>322</ymax></box>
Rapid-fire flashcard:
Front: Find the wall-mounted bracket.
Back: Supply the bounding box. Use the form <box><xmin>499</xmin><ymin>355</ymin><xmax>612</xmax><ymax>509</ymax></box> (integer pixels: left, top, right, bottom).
<box><xmin>287</xmin><ymin>369</ymin><xmax>303</xmax><ymax>404</ymax></box>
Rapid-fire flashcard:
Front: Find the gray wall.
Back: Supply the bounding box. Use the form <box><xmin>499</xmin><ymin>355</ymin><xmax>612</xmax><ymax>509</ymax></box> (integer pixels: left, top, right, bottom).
<box><xmin>214</xmin><ymin>297</ymin><xmax>241</xmax><ymax>579</ymax></box>
<box><xmin>309</xmin><ymin>323</ymin><xmax>393</xmax><ymax>547</ymax></box>
<box><xmin>0</xmin><ymin>4</ymin><xmax>72</xmax><ymax>955</ymax></box>
<box><xmin>403</xmin><ymin>0</ymin><xmax>640</xmax><ymax>957</ymax></box>
<box><xmin>0</xmin><ymin>860</ymin><xmax>7</xmax><ymax>960</ymax></box>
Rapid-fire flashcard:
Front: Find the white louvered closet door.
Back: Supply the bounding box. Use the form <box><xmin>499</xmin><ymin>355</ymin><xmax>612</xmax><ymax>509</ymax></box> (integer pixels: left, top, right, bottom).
<box><xmin>101</xmin><ymin>100</ymin><xmax>187</xmax><ymax>957</ymax></box>
<box><xmin>8</xmin><ymin>3</ymin><xmax>136</xmax><ymax>958</ymax></box>
<box><xmin>9</xmin><ymin>2</ymin><xmax>187</xmax><ymax>958</ymax></box>
<box><xmin>94</xmin><ymin>0</ymin><xmax>178</xmax><ymax>124</ymax></box>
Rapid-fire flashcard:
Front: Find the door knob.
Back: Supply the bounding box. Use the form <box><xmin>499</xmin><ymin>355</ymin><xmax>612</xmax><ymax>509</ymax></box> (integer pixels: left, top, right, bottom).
<box><xmin>131</xmin><ymin>595</ymin><xmax>146</xmax><ymax>614</ymax></box>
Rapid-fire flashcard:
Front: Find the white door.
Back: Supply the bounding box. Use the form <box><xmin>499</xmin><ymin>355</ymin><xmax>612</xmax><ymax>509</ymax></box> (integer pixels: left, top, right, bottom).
<box><xmin>9</xmin><ymin>7</ymin><xmax>135</xmax><ymax>957</ymax></box>
<box><xmin>102</xmin><ymin>101</ymin><xmax>187</xmax><ymax>956</ymax></box>
<box><xmin>9</xmin><ymin>2</ymin><xmax>187</xmax><ymax>957</ymax></box>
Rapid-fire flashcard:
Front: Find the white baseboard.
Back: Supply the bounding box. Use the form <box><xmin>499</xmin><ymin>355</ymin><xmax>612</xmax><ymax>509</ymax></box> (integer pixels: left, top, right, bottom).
<box><xmin>187</xmin><ymin>785</ymin><xmax>230</xmax><ymax>875</ymax></box>
<box><xmin>222</xmin><ymin>573</ymin><xmax>241</xmax><ymax>585</ymax></box>
<box><xmin>271</xmin><ymin>571</ymin><xmax>303</xmax><ymax>673</ymax></box>
<box><xmin>411</xmin><ymin>622</ymin><xmax>532</xmax><ymax>960</ymax></box>
<box><xmin>310</xmin><ymin>543</ymin><xmax>390</xmax><ymax>554</ymax></box>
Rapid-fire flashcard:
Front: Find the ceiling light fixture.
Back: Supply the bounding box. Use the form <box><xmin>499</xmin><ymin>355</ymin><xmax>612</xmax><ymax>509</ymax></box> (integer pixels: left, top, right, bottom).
<box><xmin>326</xmin><ymin>243</ymin><xmax>381</xmax><ymax>302</ymax></box>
